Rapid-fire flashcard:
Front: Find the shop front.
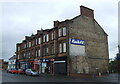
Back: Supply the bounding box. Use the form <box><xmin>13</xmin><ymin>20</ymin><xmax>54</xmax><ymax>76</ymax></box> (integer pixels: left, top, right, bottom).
<box><xmin>40</xmin><ymin>58</ymin><xmax>55</xmax><ymax>74</ymax></box>
<box><xmin>33</xmin><ymin>59</ymin><xmax>41</xmax><ymax>72</ymax></box>
<box><xmin>40</xmin><ymin>57</ymin><xmax>67</xmax><ymax>75</ymax></box>
<box><xmin>17</xmin><ymin>61</ymin><xmax>30</xmax><ymax>70</ymax></box>
<box><xmin>53</xmin><ymin>57</ymin><xmax>67</xmax><ymax>75</ymax></box>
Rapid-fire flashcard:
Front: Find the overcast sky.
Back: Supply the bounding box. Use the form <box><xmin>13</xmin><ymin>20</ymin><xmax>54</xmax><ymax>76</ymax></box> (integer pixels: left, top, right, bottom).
<box><xmin>0</xmin><ymin>0</ymin><xmax>119</xmax><ymax>61</ymax></box>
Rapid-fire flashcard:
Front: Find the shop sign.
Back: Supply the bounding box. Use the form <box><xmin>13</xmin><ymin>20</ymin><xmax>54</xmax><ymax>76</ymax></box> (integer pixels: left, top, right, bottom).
<box><xmin>50</xmin><ymin>58</ymin><xmax>54</xmax><ymax>61</ymax></box>
<box><xmin>40</xmin><ymin>59</ymin><xmax>50</xmax><ymax>62</ymax></box>
<box><xmin>70</xmin><ymin>39</ymin><xmax>85</xmax><ymax>46</ymax></box>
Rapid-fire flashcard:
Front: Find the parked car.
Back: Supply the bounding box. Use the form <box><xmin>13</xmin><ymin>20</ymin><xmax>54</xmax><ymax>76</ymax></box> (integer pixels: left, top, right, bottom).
<box><xmin>17</xmin><ymin>69</ymin><xmax>25</xmax><ymax>74</ymax></box>
<box><xmin>25</xmin><ymin>69</ymin><xmax>39</xmax><ymax>76</ymax></box>
<box><xmin>10</xmin><ymin>69</ymin><xmax>18</xmax><ymax>74</ymax></box>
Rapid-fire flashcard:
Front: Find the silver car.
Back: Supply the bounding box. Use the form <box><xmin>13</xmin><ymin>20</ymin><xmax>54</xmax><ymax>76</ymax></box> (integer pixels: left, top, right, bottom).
<box><xmin>25</xmin><ymin>69</ymin><xmax>39</xmax><ymax>76</ymax></box>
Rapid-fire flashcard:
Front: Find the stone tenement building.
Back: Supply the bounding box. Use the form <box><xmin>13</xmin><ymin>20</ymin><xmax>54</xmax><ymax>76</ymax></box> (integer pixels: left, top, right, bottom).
<box><xmin>15</xmin><ymin>6</ymin><xmax>109</xmax><ymax>76</ymax></box>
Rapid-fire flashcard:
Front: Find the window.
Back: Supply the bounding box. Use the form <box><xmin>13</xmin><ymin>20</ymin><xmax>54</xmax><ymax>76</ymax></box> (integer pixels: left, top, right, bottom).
<box><xmin>29</xmin><ymin>42</ymin><xmax>31</xmax><ymax>47</ymax></box>
<box><xmin>36</xmin><ymin>39</ymin><xmax>38</xmax><ymax>45</ymax></box>
<box><xmin>63</xmin><ymin>27</ymin><xmax>66</xmax><ymax>36</ymax></box>
<box><xmin>46</xmin><ymin>34</ymin><xmax>49</xmax><ymax>42</ymax></box>
<box><xmin>51</xmin><ymin>45</ymin><xmax>54</xmax><ymax>54</ymax></box>
<box><xmin>36</xmin><ymin>50</ymin><xmax>38</xmax><ymax>57</ymax></box>
<box><xmin>43</xmin><ymin>34</ymin><xmax>49</xmax><ymax>42</ymax></box>
<box><xmin>24</xmin><ymin>44</ymin><xmax>26</xmax><ymax>48</ymax></box>
<box><xmin>18</xmin><ymin>46</ymin><xmax>20</xmax><ymax>51</ymax></box>
<box><xmin>44</xmin><ymin>46</ymin><xmax>49</xmax><ymax>56</ymax></box>
<box><xmin>31</xmin><ymin>49</ymin><xmax>34</xmax><ymax>56</ymax></box>
<box><xmin>59</xmin><ymin>43</ymin><xmax>62</xmax><ymax>53</ymax></box>
<box><xmin>46</xmin><ymin>47</ymin><xmax>49</xmax><ymax>54</ymax></box>
<box><xmin>18</xmin><ymin>55</ymin><xmax>19</xmax><ymax>59</ymax></box>
<box><xmin>51</xmin><ymin>32</ymin><xmax>54</xmax><ymax>40</ymax></box>
<box><xmin>32</xmin><ymin>41</ymin><xmax>34</xmax><ymax>46</ymax></box>
<box><xmin>27</xmin><ymin>42</ymin><xmax>29</xmax><ymax>48</ymax></box>
<box><xmin>28</xmin><ymin>52</ymin><xmax>30</xmax><ymax>58</ymax></box>
<box><xmin>38</xmin><ymin>38</ymin><xmax>41</xmax><ymax>44</ymax></box>
<box><xmin>43</xmin><ymin>35</ymin><xmax>45</xmax><ymax>42</ymax></box>
<box><xmin>54</xmin><ymin>31</ymin><xmax>56</xmax><ymax>39</ymax></box>
<box><xmin>38</xmin><ymin>49</ymin><xmax>41</xmax><ymax>56</ymax></box>
<box><xmin>59</xmin><ymin>28</ymin><xmax>62</xmax><ymax>37</ymax></box>
<box><xmin>63</xmin><ymin>42</ymin><xmax>67</xmax><ymax>52</ymax></box>
<box><xmin>23</xmin><ymin>53</ymin><xmax>26</xmax><ymax>57</ymax></box>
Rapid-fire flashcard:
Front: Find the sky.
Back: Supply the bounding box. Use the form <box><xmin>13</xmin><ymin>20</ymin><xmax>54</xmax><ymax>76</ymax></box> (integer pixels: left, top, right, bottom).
<box><xmin>0</xmin><ymin>0</ymin><xmax>119</xmax><ymax>61</ymax></box>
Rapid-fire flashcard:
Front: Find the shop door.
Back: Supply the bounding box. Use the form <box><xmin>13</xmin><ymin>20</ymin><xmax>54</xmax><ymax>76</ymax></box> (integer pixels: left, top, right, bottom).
<box><xmin>54</xmin><ymin>62</ymin><xmax>67</xmax><ymax>75</ymax></box>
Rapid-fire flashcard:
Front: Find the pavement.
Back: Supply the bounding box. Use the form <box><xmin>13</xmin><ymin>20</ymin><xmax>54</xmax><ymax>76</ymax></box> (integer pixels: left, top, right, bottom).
<box><xmin>1</xmin><ymin>70</ymin><xmax>119</xmax><ymax>83</ymax></box>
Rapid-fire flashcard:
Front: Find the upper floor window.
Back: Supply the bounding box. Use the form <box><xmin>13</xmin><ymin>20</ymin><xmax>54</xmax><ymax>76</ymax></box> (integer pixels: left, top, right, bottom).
<box><xmin>63</xmin><ymin>27</ymin><xmax>66</xmax><ymax>36</ymax></box>
<box><xmin>38</xmin><ymin>38</ymin><xmax>41</xmax><ymax>44</ymax></box>
<box><xmin>18</xmin><ymin>55</ymin><xmax>20</xmax><ymax>59</ymax></box>
<box><xmin>44</xmin><ymin>46</ymin><xmax>49</xmax><ymax>56</ymax></box>
<box><xmin>32</xmin><ymin>41</ymin><xmax>34</xmax><ymax>46</ymax></box>
<box><xmin>59</xmin><ymin>27</ymin><xmax>67</xmax><ymax>37</ymax></box>
<box><xmin>59</xmin><ymin>43</ymin><xmax>62</xmax><ymax>53</ymax></box>
<box><xmin>63</xmin><ymin>42</ymin><xmax>67</xmax><ymax>52</ymax></box>
<box><xmin>23</xmin><ymin>53</ymin><xmax>26</xmax><ymax>58</ymax></box>
<box><xmin>36</xmin><ymin>50</ymin><xmax>38</xmax><ymax>57</ymax></box>
<box><xmin>36</xmin><ymin>38</ymin><xmax>38</xmax><ymax>45</ymax></box>
<box><xmin>36</xmin><ymin>37</ymin><xmax>41</xmax><ymax>45</ymax></box>
<box><xmin>51</xmin><ymin>31</ymin><xmax>56</xmax><ymax>40</ymax></box>
<box><xmin>24</xmin><ymin>44</ymin><xmax>26</xmax><ymax>49</ymax></box>
<box><xmin>27</xmin><ymin>42</ymin><xmax>29</xmax><ymax>48</ymax></box>
<box><xmin>38</xmin><ymin>49</ymin><xmax>41</xmax><ymax>57</ymax></box>
<box><xmin>18</xmin><ymin>46</ymin><xmax>20</xmax><ymax>51</ymax></box>
<box><xmin>59</xmin><ymin>28</ymin><xmax>62</xmax><ymax>37</ymax></box>
<box><xmin>31</xmin><ymin>49</ymin><xmax>34</xmax><ymax>56</ymax></box>
<box><xmin>51</xmin><ymin>32</ymin><xmax>54</xmax><ymax>40</ymax></box>
<box><xmin>43</xmin><ymin>34</ymin><xmax>49</xmax><ymax>42</ymax></box>
<box><xmin>29</xmin><ymin>42</ymin><xmax>31</xmax><ymax>47</ymax></box>
<box><xmin>51</xmin><ymin>44</ymin><xmax>55</xmax><ymax>54</ymax></box>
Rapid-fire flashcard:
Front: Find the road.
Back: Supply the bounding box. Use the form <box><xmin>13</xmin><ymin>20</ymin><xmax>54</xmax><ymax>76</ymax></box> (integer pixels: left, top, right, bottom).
<box><xmin>1</xmin><ymin>70</ymin><xmax>119</xmax><ymax>83</ymax></box>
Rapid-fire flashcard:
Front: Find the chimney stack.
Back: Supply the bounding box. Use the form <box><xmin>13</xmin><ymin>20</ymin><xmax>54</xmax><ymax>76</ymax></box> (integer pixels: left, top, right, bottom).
<box><xmin>80</xmin><ymin>6</ymin><xmax>94</xmax><ymax>18</ymax></box>
<box><xmin>54</xmin><ymin>20</ymin><xmax>59</xmax><ymax>27</ymax></box>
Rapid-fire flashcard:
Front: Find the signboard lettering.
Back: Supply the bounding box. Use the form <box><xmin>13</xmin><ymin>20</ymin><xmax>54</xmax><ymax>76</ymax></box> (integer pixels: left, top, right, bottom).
<box><xmin>70</xmin><ymin>39</ymin><xmax>85</xmax><ymax>46</ymax></box>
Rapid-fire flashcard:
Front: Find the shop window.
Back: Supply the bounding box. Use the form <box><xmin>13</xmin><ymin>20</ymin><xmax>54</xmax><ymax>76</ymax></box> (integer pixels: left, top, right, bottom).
<box><xmin>63</xmin><ymin>42</ymin><xmax>67</xmax><ymax>52</ymax></box>
<box><xmin>63</xmin><ymin>27</ymin><xmax>66</xmax><ymax>36</ymax></box>
<box><xmin>59</xmin><ymin>43</ymin><xmax>62</xmax><ymax>53</ymax></box>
